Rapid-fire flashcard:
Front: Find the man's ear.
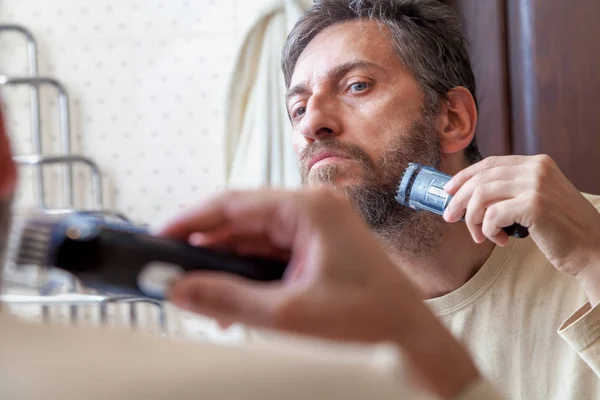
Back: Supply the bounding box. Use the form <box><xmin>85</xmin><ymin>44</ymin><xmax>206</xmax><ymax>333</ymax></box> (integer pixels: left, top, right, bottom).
<box><xmin>436</xmin><ymin>87</ymin><xmax>477</xmax><ymax>155</ymax></box>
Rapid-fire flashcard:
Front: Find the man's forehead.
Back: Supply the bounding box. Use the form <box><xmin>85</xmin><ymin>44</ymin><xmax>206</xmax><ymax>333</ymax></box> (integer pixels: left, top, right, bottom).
<box><xmin>289</xmin><ymin>20</ymin><xmax>398</xmax><ymax>87</ymax></box>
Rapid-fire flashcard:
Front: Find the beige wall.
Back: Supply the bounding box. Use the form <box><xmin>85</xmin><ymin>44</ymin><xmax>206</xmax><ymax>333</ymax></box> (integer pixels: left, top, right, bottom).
<box><xmin>0</xmin><ymin>0</ymin><xmax>270</xmax><ymax>225</ymax></box>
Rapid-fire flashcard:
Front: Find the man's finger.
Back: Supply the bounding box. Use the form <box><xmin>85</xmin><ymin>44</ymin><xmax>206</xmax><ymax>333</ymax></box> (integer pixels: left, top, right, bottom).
<box><xmin>188</xmin><ymin>229</ymin><xmax>291</xmax><ymax>262</ymax></box>
<box><xmin>445</xmin><ymin>179</ymin><xmax>521</xmax><ymax>223</ymax></box>
<box><xmin>153</xmin><ymin>193</ymin><xmax>231</xmax><ymax>239</ymax></box>
<box><xmin>481</xmin><ymin>198</ymin><xmax>529</xmax><ymax>246</ymax></box>
<box><xmin>216</xmin><ymin>319</ymin><xmax>235</xmax><ymax>330</ymax></box>
<box><xmin>444</xmin><ymin>156</ymin><xmax>529</xmax><ymax>195</ymax></box>
<box><xmin>168</xmin><ymin>272</ymin><xmax>286</xmax><ymax>328</ymax></box>
<box><xmin>462</xmin><ymin>182</ymin><xmax>516</xmax><ymax>243</ymax></box>
<box><xmin>155</xmin><ymin>189</ymin><xmax>294</xmax><ymax>241</ymax></box>
<box><xmin>188</xmin><ymin>227</ymin><xmax>235</xmax><ymax>247</ymax></box>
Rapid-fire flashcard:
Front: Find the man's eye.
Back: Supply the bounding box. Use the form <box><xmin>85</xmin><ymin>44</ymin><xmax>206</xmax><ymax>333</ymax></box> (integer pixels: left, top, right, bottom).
<box><xmin>293</xmin><ymin>107</ymin><xmax>306</xmax><ymax>119</ymax></box>
<box><xmin>348</xmin><ymin>82</ymin><xmax>369</xmax><ymax>93</ymax></box>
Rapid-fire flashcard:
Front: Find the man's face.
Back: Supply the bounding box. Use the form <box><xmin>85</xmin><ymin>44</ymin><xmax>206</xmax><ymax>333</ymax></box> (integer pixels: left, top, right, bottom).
<box><xmin>286</xmin><ymin>20</ymin><xmax>444</xmax><ymax>251</ymax></box>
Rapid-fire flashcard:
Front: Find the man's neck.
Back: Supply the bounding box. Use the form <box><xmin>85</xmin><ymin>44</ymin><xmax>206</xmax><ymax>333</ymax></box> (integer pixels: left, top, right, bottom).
<box><xmin>386</xmin><ymin>224</ymin><xmax>496</xmax><ymax>300</ymax></box>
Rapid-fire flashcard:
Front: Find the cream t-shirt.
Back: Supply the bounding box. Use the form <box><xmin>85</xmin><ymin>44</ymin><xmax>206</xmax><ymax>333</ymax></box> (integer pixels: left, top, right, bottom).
<box><xmin>427</xmin><ymin>193</ymin><xmax>600</xmax><ymax>399</ymax></box>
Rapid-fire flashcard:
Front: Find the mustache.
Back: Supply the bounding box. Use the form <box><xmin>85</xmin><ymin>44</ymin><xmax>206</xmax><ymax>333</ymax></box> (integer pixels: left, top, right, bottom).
<box><xmin>299</xmin><ymin>140</ymin><xmax>374</xmax><ymax>172</ymax></box>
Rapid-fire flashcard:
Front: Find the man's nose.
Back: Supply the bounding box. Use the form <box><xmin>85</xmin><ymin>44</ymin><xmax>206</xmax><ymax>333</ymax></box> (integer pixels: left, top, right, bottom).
<box><xmin>298</xmin><ymin>94</ymin><xmax>341</xmax><ymax>143</ymax></box>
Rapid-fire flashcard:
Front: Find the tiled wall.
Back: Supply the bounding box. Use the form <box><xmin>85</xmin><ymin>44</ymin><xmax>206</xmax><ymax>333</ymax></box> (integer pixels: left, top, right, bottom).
<box><xmin>0</xmin><ymin>0</ymin><xmax>265</xmax><ymax>225</ymax></box>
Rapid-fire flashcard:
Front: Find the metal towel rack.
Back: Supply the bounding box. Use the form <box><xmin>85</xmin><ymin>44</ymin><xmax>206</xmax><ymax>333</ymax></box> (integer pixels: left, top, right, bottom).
<box><xmin>0</xmin><ymin>23</ymin><xmax>170</xmax><ymax>335</ymax></box>
<box><xmin>0</xmin><ymin>75</ymin><xmax>75</xmax><ymax>208</ymax></box>
<box><xmin>0</xmin><ymin>25</ymin><xmax>44</xmax><ymax>207</ymax></box>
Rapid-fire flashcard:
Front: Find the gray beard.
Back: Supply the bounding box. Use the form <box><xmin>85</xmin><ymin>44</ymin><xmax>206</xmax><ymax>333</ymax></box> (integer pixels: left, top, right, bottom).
<box><xmin>314</xmin><ymin>164</ymin><xmax>446</xmax><ymax>258</ymax></box>
<box><xmin>300</xmin><ymin>116</ymin><xmax>447</xmax><ymax>258</ymax></box>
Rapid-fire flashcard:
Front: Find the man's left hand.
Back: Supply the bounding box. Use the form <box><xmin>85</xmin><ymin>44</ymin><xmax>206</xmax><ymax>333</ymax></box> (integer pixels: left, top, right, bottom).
<box><xmin>444</xmin><ymin>155</ymin><xmax>600</xmax><ymax>304</ymax></box>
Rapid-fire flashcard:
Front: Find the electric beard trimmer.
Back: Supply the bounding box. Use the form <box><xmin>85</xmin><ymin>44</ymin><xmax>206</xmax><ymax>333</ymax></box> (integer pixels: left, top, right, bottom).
<box><xmin>11</xmin><ymin>213</ymin><xmax>288</xmax><ymax>299</ymax></box>
<box><xmin>396</xmin><ymin>163</ymin><xmax>529</xmax><ymax>238</ymax></box>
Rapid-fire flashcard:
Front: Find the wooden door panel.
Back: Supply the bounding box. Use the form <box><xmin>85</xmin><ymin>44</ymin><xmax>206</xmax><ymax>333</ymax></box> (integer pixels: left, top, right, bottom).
<box><xmin>444</xmin><ymin>0</ymin><xmax>512</xmax><ymax>157</ymax></box>
<box><xmin>507</xmin><ymin>0</ymin><xmax>600</xmax><ymax>193</ymax></box>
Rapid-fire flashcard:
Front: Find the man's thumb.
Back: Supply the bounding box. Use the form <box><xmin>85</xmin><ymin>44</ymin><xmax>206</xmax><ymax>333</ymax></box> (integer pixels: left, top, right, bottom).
<box><xmin>168</xmin><ymin>272</ymin><xmax>283</xmax><ymax>328</ymax></box>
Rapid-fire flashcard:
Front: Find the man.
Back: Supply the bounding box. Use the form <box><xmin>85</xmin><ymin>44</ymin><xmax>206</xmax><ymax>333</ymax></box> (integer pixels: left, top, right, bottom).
<box><xmin>0</xmin><ymin>13</ymin><xmax>484</xmax><ymax>396</ymax></box>
<box><xmin>0</xmin><ymin>119</ymin><xmax>493</xmax><ymax>399</ymax></box>
<box><xmin>159</xmin><ymin>0</ymin><xmax>600</xmax><ymax>399</ymax></box>
<box><xmin>0</xmin><ymin>108</ymin><xmax>489</xmax><ymax>398</ymax></box>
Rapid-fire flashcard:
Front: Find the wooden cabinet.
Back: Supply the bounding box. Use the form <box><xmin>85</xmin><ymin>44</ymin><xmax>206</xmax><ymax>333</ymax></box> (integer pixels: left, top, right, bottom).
<box><xmin>444</xmin><ymin>0</ymin><xmax>600</xmax><ymax>194</ymax></box>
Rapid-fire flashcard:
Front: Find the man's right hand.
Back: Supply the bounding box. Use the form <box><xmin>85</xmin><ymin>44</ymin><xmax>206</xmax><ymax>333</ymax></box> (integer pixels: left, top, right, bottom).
<box><xmin>156</xmin><ymin>188</ymin><xmax>480</xmax><ymax>399</ymax></box>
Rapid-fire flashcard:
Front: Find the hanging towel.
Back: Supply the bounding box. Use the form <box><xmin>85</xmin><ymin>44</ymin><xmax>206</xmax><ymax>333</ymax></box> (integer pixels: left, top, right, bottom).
<box><xmin>224</xmin><ymin>0</ymin><xmax>312</xmax><ymax>189</ymax></box>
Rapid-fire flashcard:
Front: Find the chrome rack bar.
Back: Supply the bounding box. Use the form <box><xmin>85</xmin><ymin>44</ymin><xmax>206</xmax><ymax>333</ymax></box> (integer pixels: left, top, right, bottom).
<box><xmin>0</xmin><ymin>293</ymin><xmax>168</xmax><ymax>335</ymax></box>
<box><xmin>0</xmin><ymin>76</ymin><xmax>74</xmax><ymax>209</ymax></box>
<box><xmin>0</xmin><ymin>25</ymin><xmax>44</xmax><ymax>208</ymax></box>
<box><xmin>13</xmin><ymin>154</ymin><xmax>103</xmax><ymax>210</ymax></box>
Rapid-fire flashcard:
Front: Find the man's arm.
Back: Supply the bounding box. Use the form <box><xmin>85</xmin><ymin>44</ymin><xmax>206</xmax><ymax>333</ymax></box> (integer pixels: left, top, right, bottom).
<box><xmin>556</xmin><ymin>194</ymin><xmax>600</xmax><ymax>376</ymax></box>
<box><xmin>156</xmin><ymin>188</ymin><xmax>501</xmax><ymax>399</ymax></box>
<box><xmin>446</xmin><ymin>157</ymin><xmax>600</xmax><ymax>379</ymax></box>
<box><xmin>444</xmin><ymin>155</ymin><xmax>600</xmax><ymax>290</ymax></box>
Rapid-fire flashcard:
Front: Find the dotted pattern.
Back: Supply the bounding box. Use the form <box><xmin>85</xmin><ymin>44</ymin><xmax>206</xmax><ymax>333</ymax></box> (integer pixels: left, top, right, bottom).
<box><xmin>0</xmin><ymin>0</ymin><xmax>260</xmax><ymax>224</ymax></box>
<box><xmin>0</xmin><ymin>0</ymin><xmax>271</xmax><ymax>342</ymax></box>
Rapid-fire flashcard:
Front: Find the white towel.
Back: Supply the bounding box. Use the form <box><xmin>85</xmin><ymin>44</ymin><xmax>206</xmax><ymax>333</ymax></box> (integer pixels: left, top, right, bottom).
<box><xmin>224</xmin><ymin>0</ymin><xmax>312</xmax><ymax>189</ymax></box>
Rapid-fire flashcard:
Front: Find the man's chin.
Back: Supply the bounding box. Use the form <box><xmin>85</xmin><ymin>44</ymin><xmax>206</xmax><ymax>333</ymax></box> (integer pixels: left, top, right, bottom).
<box><xmin>305</xmin><ymin>172</ymin><xmax>364</xmax><ymax>189</ymax></box>
<box><xmin>302</xmin><ymin>162</ymin><xmax>367</xmax><ymax>186</ymax></box>
<box><xmin>307</xmin><ymin>179</ymin><xmax>353</xmax><ymax>188</ymax></box>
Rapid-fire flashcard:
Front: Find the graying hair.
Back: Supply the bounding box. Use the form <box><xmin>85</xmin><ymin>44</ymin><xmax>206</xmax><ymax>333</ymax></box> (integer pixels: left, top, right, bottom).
<box><xmin>281</xmin><ymin>0</ymin><xmax>482</xmax><ymax>164</ymax></box>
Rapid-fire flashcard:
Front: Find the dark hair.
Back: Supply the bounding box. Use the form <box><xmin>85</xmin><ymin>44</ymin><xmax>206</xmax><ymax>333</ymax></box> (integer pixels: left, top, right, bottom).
<box><xmin>281</xmin><ymin>0</ymin><xmax>482</xmax><ymax>164</ymax></box>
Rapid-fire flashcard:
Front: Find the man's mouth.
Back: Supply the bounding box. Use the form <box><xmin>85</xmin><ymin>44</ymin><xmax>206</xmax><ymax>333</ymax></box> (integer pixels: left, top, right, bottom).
<box><xmin>307</xmin><ymin>151</ymin><xmax>351</xmax><ymax>172</ymax></box>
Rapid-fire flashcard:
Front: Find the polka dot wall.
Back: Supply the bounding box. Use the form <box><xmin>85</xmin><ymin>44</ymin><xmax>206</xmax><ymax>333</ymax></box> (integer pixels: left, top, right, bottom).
<box><xmin>0</xmin><ymin>0</ymin><xmax>265</xmax><ymax>225</ymax></box>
